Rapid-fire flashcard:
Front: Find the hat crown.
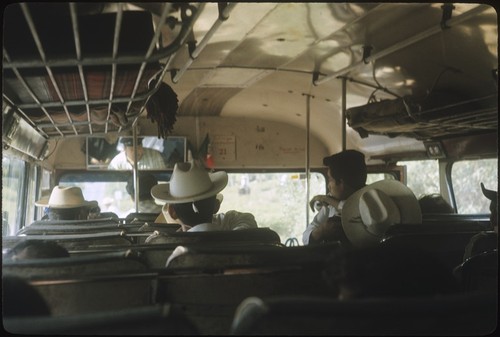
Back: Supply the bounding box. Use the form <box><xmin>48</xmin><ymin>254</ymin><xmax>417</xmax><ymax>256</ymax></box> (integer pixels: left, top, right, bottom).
<box><xmin>46</xmin><ymin>186</ymin><xmax>88</xmax><ymax>208</ymax></box>
<box><xmin>170</xmin><ymin>162</ymin><xmax>215</xmax><ymax>198</ymax></box>
<box><xmin>359</xmin><ymin>189</ymin><xmax>401</xmax><ymax>233</ymax></box>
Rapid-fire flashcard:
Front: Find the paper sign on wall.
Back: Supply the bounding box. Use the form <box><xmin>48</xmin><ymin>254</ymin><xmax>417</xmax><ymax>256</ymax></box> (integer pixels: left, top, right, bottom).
<box><xmin>212</xmin><ymin>135</ymin><xmax>236</xmax><ymax>161</ymax></box>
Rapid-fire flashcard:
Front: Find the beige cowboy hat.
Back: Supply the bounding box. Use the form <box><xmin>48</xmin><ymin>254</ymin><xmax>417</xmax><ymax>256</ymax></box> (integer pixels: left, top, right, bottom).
<box><xmin>35</xmin><ymin>186</ymin><xmax>98</xmax><ymax>209</ymax></box>
<box><xmin>151</xmin><ymin>161</ymin><xmax>228</xmax><ymax>204</ymax></box>
<box><xmin>341</xmin><ymin>180</ymin><xmax>422</xmax><ymax>248</ymax></box>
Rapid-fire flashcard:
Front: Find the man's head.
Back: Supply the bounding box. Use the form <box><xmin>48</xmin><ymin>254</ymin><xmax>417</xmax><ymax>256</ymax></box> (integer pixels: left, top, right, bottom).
<box><xmin>323</xmin><ymin>150</ymin><xmax>367</xmax><ymax>200</ymax></box>
<box><xmin>151</xmin><ymin>160</ymin><xmax>228</xmax><ymax>228</ymax></box>
<box><xmin>35</xmin><ymin>186</ymin><xmax>98</xmax><ymax>220</ymax></box>
<box><xmin>7</xmin><ymin>240</ymin><xmax>69</xmax><ymax>260</ymax></box>
<box><xmin>121</xmin><ymin>137</ymin><xmax>144</xmax><ymax>164</ymax></box>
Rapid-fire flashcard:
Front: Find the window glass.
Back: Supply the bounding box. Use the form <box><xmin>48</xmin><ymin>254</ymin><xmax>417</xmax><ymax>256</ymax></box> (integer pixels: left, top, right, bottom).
<box><xmin>452</xmin><ymin>158</ymin><xmax>498</xmax><ymax>214</ymax></box>
<box><xmin>219</xmin><ymin>172</ymin><xmax>326</xmax><ymax>244</ymax></box>
<box><xmin>397</xmin><ymin>160</ymin><xmax>440</xmax><ymax>199</ymax></box>
<box><xmin>366</xmin><ymin>173</ymin><xmax>395</xmax><ymax>184</ymax></box>
<box><xmin>2</xmin><ymin>156</ymin><xmax>25</xmax><ymax>236</ymax></box>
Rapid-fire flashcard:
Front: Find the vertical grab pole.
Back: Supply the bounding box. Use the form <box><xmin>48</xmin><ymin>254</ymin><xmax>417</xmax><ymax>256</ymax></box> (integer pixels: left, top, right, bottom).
<box><xmin>304</xmin><ymin>93</ymin><xmax>312</xmax><ymax>227</ymax></box>
<box><xmin>132</xmin><ymin>126</ymin><xmax>139</xmax><ymax>213</ymax></box>
<box><xmin>341</xmin><ymin>77</ymin><xmax>347</xmax><ymax>151</ymax></box>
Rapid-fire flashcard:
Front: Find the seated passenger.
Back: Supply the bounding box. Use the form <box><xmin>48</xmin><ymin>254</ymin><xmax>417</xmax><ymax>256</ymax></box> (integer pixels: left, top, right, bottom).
<box><xmin>151</xmin><ymin>160</ymin><xmax>257</xmax><ymax>232</ymax></box>
<box><xmin>4</xmin><ymin>240</ymin><xmax>69</xmax><ymax>260</ymax></box>
<box><xmin>108</xmin><ymin>137</ymin><xmax>167</xmax><ymax>170</ymax></box>
<box><xmin>323</xmin><ymin>244</ymin><xmax>460</xmax><ymax>300</ymax></box>
<box><xmin>35</xmin><ymin>186</ymin><xmax>100</xmax><ymax>220</ymax></box>
<box><xmin>418</xmin><ymin>194</ymin><xmax>455</xmax><ymax>214</ymax></box>
<box><xmin>2</xmin><ymin>275</ymin><xmax>51</xmax><ymax>317</ymax></box>
<box><xmin>463</xmin><ymin>183</ymin><xmax>498</xmax><ymax>262</ymax></box>
<box><xmin>340</xmin><ymin>180</ymin><xmax>422</xmax><ymax>248</ymax></box>
<box><xmin>303</xmin><ymin>150</ymin><xmax>367</xmax><ymax>245</ymax></box>
<box><xmin>126</xmin><ymin>172</ymin><xmax>162</xmax><ymax>214</ymax></box>
<box><xmin>155</xmin><ymin>193</ymin><xmax>224</xmax><ymax>228</ymax></box>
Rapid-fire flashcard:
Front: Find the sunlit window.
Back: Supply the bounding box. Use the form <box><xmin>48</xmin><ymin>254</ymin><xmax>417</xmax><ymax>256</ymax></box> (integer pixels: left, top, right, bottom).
<box><xmin>2</xmin><ymin>156</ymin><xmax>26</xmax><ymax>236</ymax></box>
<box><xmin>219</xmin><ymin>172</ymin><xmax>326</xmax><ymax>244</ymax></box>
<box><xmin>397</xmin><ymin>160</ymin><xmax>440</xmax><ymax>198</ymax></box>
<box><xmin>452</xmin><ymin>158</ymin><xmax>498</xmax><ymax>214</ymax></box>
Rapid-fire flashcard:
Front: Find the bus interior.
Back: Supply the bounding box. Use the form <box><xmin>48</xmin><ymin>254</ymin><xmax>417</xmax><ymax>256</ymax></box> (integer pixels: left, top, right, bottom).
<box><xmin>2</xmin><ymin>2</ymin><xmax>498</xmax><ymax>335</ymax></box>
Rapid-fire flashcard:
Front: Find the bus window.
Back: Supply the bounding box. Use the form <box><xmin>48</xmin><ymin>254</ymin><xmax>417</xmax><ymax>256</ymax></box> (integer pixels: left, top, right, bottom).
<box><xmin>452</xmin><ymin>159</ymin><xmax>498</xmax><ymax>214</ymax></box>
<box><xmin>218</xmin><ymin>172</ymin><xmax>325</xmax><ymax>243</ymax></box>
<box><xmin>397</xmin><ymin>160</ymin><xmax>440</xmax><ymax>199</ymax></box>
<box><xmin>366</xmin><ymin>173</ymin><xmax>396</xmax><ymax>184</ymax></box>
<box><xmin>2</xmin><ymin>156</ymin><xmax>26</xmax><ymax>236</ymax></box>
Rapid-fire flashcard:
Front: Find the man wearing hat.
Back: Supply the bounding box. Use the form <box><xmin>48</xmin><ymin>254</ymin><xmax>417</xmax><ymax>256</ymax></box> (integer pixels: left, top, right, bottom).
<box><xmin>463</xmin><ymin>183</ymin><xmax>498</xmax><ymax>261</ymax></box>
<box><xmin>151</xmin><ymin>161</ymin><xmax>257</xmax><ymax>232</ymax></box>
<box><xmin>36</xmin><ymin>186</ymin><xmax>99</xmax><ymax>220</ymax></box>
<box><xmin>302</xmin><ymin>150</ymin><xmax>368</xmax><ymax>245</ymax></box>
<box><xmin>108</xmin><ymin>137</ymin><xmax>167</xmax><ymax>170</ymax></box>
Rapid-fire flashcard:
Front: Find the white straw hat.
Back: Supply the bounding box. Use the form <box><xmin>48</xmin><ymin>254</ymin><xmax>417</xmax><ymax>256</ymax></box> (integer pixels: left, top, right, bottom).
<box><xmin>151</xmin><ymin>161</ymin><xmax>228</xmax><ymax>204</ymax></box>
<box><xmin>35</xmin><ymin>186</ymin><xmax>98</xmax><ymax>209</ymax></box>
<box><xmin>342</xmin><ymin>180</ymin><xmax>422</xmax><ymax>247</ymax></box>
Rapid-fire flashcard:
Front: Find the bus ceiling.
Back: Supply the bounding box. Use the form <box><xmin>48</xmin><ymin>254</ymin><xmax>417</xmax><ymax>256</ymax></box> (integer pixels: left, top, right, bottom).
<box><xmin>2</xmin><ymin>3</ymin><xmax>498</xmax><ymax>165</ymax></box>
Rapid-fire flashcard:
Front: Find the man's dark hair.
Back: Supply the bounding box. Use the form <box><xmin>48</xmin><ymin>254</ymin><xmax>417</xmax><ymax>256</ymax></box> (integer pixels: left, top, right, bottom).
<box><xmin>48</xmin><ymin>207</ymin><xmax>87</xmax><ymax>220</ymax></box>
<box><xmin>120</xmin><ymin>137</ymin><xmax>144</xmax><ymax>147</ymax></box>
<box><xmin>7</xmin><ymin>240</ymin><xmax>69</xmax><ymax>260</ymax></box>
<box><xmin>172</xmin><ymin>196</ymin><xmax>216</xmax><ymax>226</ymax></box>
<box><xmin>126</xmin><ymin>172</ymin><xmax>158</xmax><ymax>201</ymax></box>
<box><xmin>323</xmin><ymin>150</ymin><xmax>367</xmax><ymax>189</ymax></box>
<box><xmin>419</xmin><ymin>194</ymin><xmax>455</xmax><ymax>214</ymax></box>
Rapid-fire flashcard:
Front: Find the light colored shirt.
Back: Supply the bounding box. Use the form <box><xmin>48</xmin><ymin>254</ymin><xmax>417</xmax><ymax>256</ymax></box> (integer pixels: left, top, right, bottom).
<box><xmin>302</xmin><ymin>201</ymin><xmax>344</xmax><ymax>245</ymax></box>
<box><xmin>108</xmin><ymin>148</ymin><xmax>167</xmax><ymax>170</ymax></box>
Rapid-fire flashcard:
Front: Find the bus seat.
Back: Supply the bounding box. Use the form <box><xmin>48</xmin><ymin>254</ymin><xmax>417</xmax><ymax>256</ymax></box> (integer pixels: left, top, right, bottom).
<box><xmin>2</xmin><ymin>250</ymin><xmax>148</xmax><ymax>278</ymax></box>
<box><xmin>380</xmin><ymin>232</ymin><xmax>481</xmax><ymax>271</ymax></box>
<box><xmin>165</xmin><ymin>243</ymin><xmax>339</xmax><ymax>272</ymax></box>
<box><xmin>145</xmin><ymin>227</ymin><xmax>281</xmax><ymax>246</ymax></box>
<box><xmin>3</xmin><ymin>304</ymin><xmax>199</xmax><ymax>335</ymax></box>
<box><xmin>126</xmin><ymin>212</ymin><xmax>161</xmax><ymax>223</ymax></box>
<box><xmin>138</xmin><ymin>222</ymin><xmax>182</xmax><ymax>234</ymax></box>
<box><xmin>157</xmin><ymin>267</ymin><xmax>332</xmax><ymax>335</ymax></box>
<box><xmin>29</xmin><ymin>218</ymin><xmax>120</xmax><ymax>226</ymax></box>
<box><xmin>454</xmin><ymin>250</ymin><xmax>498</xmax><ymax>292</ymax></box>
<box><xmin>230</xmin><ymin>293</ymin><xmax>498</xmax><ymax>335</ymax></box>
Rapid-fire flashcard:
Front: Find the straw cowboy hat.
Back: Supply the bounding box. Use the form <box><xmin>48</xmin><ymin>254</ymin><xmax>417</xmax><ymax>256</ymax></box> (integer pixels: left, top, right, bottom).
<box><xmin>35</xmin><ymin>186</ymin><xmax>97</xmax><ymax>209</ymax></box>
<box><xmin>151</xmin><ymin>161</ymin><xmax>228</xmax><ymax>204</ymax></box>
<box><xmin>341</xmin><ymin>180</ymin><xmax>422</xmax><ymax>248</ymax></box>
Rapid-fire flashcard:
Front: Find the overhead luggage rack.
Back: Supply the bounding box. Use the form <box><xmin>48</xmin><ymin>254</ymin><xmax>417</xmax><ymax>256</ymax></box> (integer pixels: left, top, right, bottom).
<box><xmin>2</xmin><ymin>2</ymin><xmax>199</xmax><ymax>139</ymax></box>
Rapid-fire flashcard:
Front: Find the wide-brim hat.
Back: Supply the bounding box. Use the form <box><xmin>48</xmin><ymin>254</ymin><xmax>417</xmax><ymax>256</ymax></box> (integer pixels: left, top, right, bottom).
<box><xmin>151</xmin><ymin>161</ymin><xmax>228</xmax><ymax>204</ymax></box>
<box><xmin>35</xmin><ymin>186</ymin><xmax>98</xmax><ymax>209</ymax></box>
<box><xmin>342</xmin><ymin>180</ymin><xmax>422</xmax><ymax>248</ymax></box>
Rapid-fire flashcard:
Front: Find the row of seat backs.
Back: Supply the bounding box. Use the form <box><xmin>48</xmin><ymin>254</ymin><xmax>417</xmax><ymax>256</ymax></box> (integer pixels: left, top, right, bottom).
<box><xmin>380</xmin><ymin>231</ymin><xmax>492</xmax><ymax>271</ymax></box>
<box><xmin>3</xmin><ymin>303</ymin><xmax>198</xmax><ymax>335</ymax></box>
<box><xmin>230</xmin><ymin>293</ymin><xmax>498</xmax><ymax>335</ymax></box>
<box><xmin>4</xmin><ymin>227</ymin><xmax>280</xmax><ymax>252</ymax></box>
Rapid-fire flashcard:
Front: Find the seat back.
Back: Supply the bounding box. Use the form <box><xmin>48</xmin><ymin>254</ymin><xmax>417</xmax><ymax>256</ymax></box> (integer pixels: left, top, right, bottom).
<box><xmin>3</xmin><ymin>252</ymin><xmax>156</xmax><ymax>316</ymax></box>
<box><xmin>3</xmin><ymin>250</ymin><xmax>148</xmax><ymax>278</ymax></box>
<box><xmin>145</xmin><ymin>227</ymin><xmax>281</xmax><ymax>245</ymax></box>
<box><xmin>455</xmin><ymin>250</ymin><xmax>498</xmax><ymax>292</ymax></box>
<box><xmin>380</xmin><ymin>232</ymin><xmax>480</xmax><ymax>271</ymax></box>
<box><xmin>231</xmin><ymin>293</ymin><xmax>498</xmax><ymax>335</ymax></box>
<box><xmin>166</xmin><ymin>243</ymin><xmax>338</xmax><ymax>272</ymax></box>
<box><xmin>3</xmin><ymin>304</ymin><xmax>198</xmax><ymax>335</ymax></box>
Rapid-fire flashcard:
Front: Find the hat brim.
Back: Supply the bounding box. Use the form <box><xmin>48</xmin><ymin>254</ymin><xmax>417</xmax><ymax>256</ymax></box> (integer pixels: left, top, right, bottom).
<box><xmin>151</xmin><ymin>171</ymin><xmax>228</xmax><ymax>204</ymax></box>
<box><xmin>35</xmin><ymin>196</ymin><xmax>98</xmax><ymax>209</ymax></box>
<box><xmin>341</xmin><ymin>180</ymin><xmax>422</xmax><ymax>247</ymax></box>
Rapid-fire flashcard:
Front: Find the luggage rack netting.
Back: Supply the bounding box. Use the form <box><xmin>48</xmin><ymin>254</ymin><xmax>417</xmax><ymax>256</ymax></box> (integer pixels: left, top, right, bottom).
<box><xmin>2</xmin><ymin>2</ymin><xmax>201</xmax><ymax>139</ymax></box>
